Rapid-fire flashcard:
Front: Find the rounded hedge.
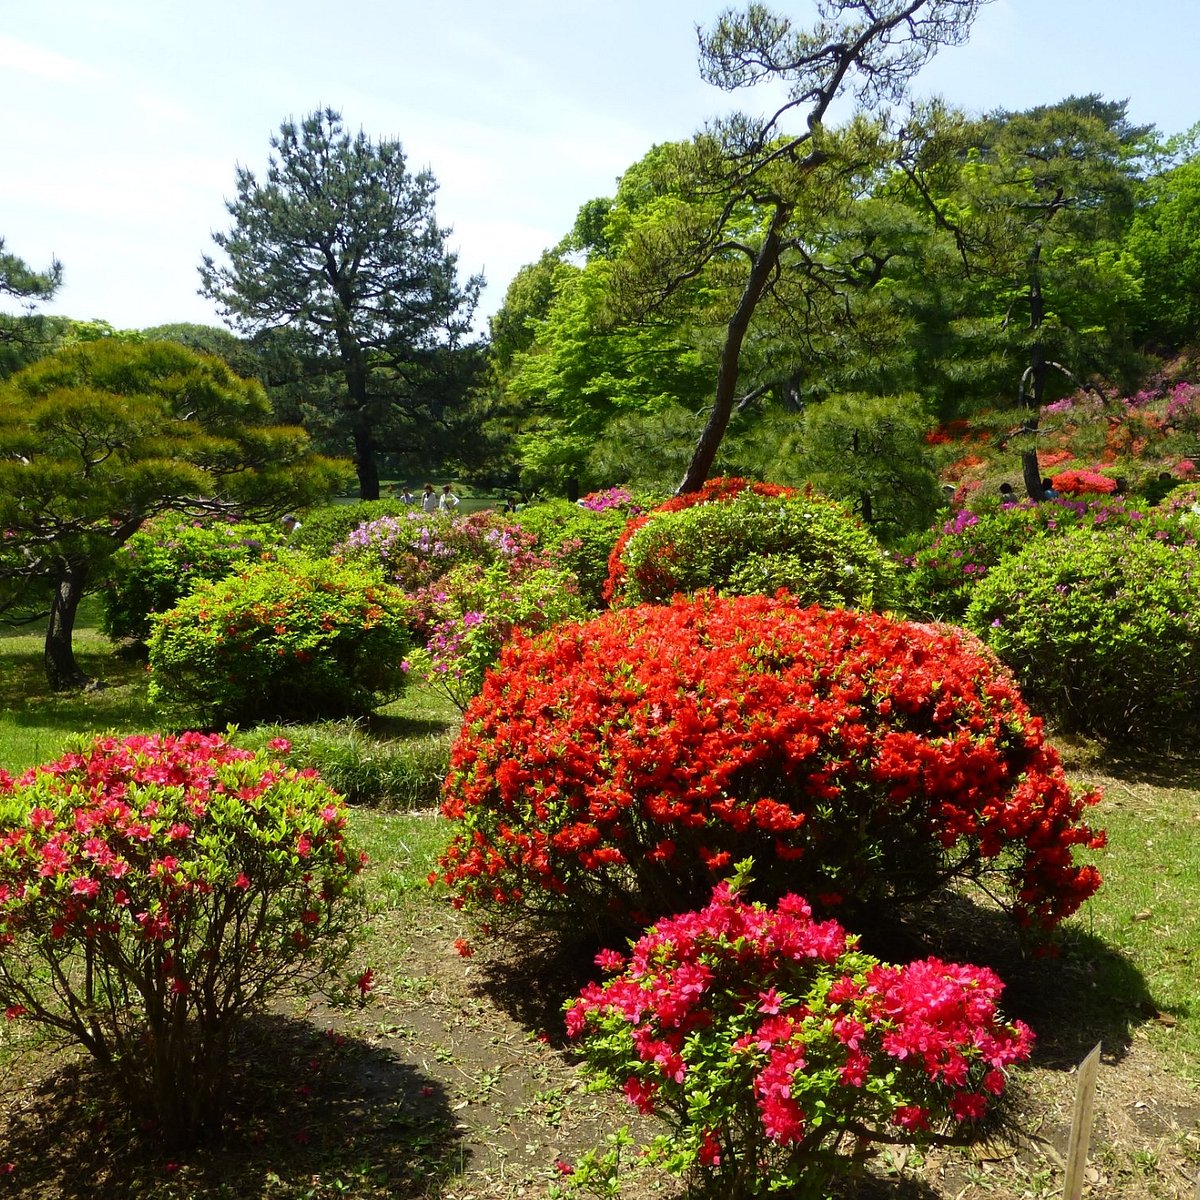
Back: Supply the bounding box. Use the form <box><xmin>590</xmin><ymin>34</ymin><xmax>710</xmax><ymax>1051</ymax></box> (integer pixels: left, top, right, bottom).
<box><xmin>606</xmin><ymin>482</ymin><xmax>894</xmax><ymax>609</ymax></box>
<box><xmin>511</xmin><ymin>497</ymin><xmax>646</xmax><ymax>610</ymax></box>
<box><xmin>435</xmin><ymin>593</ymin><xmax>1103</xmax><ymax>933</ymax></box>
<box><xmin>965</xmin><ymin>528</ymin><xmax>1200</xmax><ymax>740</ymax></box>
<box><xmin>147</xmin><ymin>554</ymin><xmax>412</xmax><ymax>726</ymax></box>
<box><xmin>103</xmin><ymin>516</ymin><xmax>284</xmax><ymax>642</ymax></box>
<box><xmin>896</xmin><ymin>496</ymin><xmax>1188</xmax><ymax>622</ymax></box>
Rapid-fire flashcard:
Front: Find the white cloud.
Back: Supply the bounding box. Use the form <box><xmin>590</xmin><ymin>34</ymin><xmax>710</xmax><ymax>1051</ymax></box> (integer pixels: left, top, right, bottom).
<box><xmin>0</xmin><ymin>33</ymin><xmax>102</xmax><ymax>84</ymax></box>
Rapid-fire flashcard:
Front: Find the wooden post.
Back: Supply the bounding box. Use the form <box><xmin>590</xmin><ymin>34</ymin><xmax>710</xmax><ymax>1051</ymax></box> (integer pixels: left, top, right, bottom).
<box><xmin>1063</xmin><ymin>1042</ymin><xmax>1102</xmax><ymax>1200</ymax></box>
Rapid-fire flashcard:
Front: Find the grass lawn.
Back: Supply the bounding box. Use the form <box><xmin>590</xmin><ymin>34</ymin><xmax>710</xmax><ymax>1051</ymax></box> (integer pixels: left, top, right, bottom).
<box><xmin>0</xmin><ymin>607</ymin><xmax>1197</xmax><ymax>1198</ymax></box>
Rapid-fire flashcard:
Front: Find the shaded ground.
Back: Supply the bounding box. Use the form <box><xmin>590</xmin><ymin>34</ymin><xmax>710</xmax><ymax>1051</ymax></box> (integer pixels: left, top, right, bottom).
<box><xmin>0</xmin><ymin>788</ymin><xmax>1198</xmax><ymax>1199</ymax></box>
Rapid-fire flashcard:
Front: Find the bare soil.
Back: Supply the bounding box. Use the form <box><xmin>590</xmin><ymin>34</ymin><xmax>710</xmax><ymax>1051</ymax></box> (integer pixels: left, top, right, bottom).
<box><xmin>0</xmin><ymin>797</ymin><xmax>1197</xmax><ymax>1199</ymax></box>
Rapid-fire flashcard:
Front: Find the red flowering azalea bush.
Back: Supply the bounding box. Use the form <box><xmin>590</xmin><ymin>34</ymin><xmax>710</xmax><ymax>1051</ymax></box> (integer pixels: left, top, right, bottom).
<box><xmin>1050</xmin><ymin>468</ymin><xmax>1118</xmax><ymax>496</ymax></box>
<box><xmin>0</xmin><ymin>732</ymin><xmax>364</xmax><ymax>1146</ymax></box>
<box><xmin>436</xmin><ymin>593</ymin><xmax>1103</xmax><ymax>933</ymax></box>
<box><xmin>564</xmin><ymin>874</ymin><xmax>1033</xmax><ymax>1200</ymax></box>
<box><xmin>604</xmin><ymin>479</ymin><xmax>893</xmax><ymax>609</ymax></box>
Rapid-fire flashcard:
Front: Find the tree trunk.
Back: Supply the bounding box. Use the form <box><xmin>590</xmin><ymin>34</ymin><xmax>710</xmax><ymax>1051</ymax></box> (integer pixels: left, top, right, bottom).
<box><xmin>352</xmin><ymin>418</ymin><xmax>380</xmax><ymax>501</ymax></box>
<box><xmin>1022</xmin><ymin>246</ymin><xmax>1048</xmax><ymax>502</ymax></box>
<box><xmin>678</xmin><ymin>202</ymin><xmax>792</xmax><ymax>495</ymax></box>
<box><xmin>45</xmin><ymin>561</ymin><xmax>90</xmax><ymax>690</ymax></box>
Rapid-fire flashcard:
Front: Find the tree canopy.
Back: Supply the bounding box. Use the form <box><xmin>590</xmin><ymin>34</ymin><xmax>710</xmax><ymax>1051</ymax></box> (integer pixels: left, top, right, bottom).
<box><xmin>0</xmin><ymin>339</ymin><xmax>348</xmax><ymax>687</ymax></box>
<box><xmin>200</xmin><ymin>108</ymin><xmax>483</xmax><ymax>499</ymax></box>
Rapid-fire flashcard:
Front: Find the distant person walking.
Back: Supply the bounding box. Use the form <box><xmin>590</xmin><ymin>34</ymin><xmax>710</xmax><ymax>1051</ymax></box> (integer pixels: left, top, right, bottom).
<box><xmin>421</xmin><ymin>484</ymin><xmax>438</xmax><ymax>513</ymax></box>
<box><xmin>438</xmin><ymin>484</ymin><xmax>460</xmax><ymax>513</ymax></box>
<box><xmin>399</xmin><ymin>486</ymin><xmax>415</xmax><ymax>505</ymax></box>
<box><xmin>282</xmin><ymin>513</ymin><xmax>302</xmax><ymax>537</ymax></box>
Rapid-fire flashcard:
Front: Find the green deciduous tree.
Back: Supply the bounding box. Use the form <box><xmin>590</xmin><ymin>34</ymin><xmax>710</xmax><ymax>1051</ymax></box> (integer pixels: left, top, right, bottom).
<box><xmin>1127</xmin><ymin>128</ymin><xmax>1200</xmax><ymax>349</ymax></box>
<box><xmin>200</xmin><ymin>108</ymin><xmax>483</xmax><ymax>500</ymax></box>
<box><xmin>897</xmin><ymin>95</ymin><xmax>1149</xmax><ymax>496</ymax></box>
<box><xmin>0</xmin><ymin>340</ymin><xmax>349</xmax><ymax>688</ymax></box>
<box><xmin>669</xmin><ymin>0</ymin><xmax>987</xmax><ymax>492</ymax></box>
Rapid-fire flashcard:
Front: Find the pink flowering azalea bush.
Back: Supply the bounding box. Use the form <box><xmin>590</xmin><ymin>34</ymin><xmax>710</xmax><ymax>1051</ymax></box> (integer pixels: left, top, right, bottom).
<box><xmin>565</xmin><ymin>870</ymin><xmax>1033</xmax><ymax>1200</ymax></box>
<box><xmin>0</xmin><ymin>732</ymin><xmax>365</xmax><ymax>1147</ymax></box>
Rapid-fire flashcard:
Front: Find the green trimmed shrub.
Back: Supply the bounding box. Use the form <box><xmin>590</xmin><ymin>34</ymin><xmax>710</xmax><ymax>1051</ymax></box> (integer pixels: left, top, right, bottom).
<box><xmin>102</xmin><ymin>516</ymin><xmax>284</xmax><ymax>642</ymax></box>
<box><xmin>965</xmin><ymin>528</ymin><xmax>1200</xmax><ymax>740</ymax></box>
<box><xmin>898</xmin><ymin>495</ymin><xmax>1195</xmax><ymax>621</ymax></box>
<box><xmin>511</xmin><ymin>498</ymin><xmax>646</xmax><ymax>610</ymax></box>
<box><xmin>147</xmin><ymin>554</ymin><xmax>412</xmax><ymax>726</ymax></box>
<box><xmin>611</xmin><ymin>489</ymin><xmax>894</xmax><ymax>610</ymax></box>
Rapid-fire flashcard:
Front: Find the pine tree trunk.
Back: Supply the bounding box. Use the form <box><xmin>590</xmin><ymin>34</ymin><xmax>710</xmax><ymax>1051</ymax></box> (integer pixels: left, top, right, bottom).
<box><xmin>44</xmin><ymin>561</ymin><xmax>89</xmax><ymax>690</ymax></box>
<box><xmin>678</xmin><ymin>203</ymin><xmax>792</xmax><ymax>496</ymax></box>
<box><xmin>352</xmin><ymin>418</ymin><xmax>380</xmax><ymax>501</ymax></box>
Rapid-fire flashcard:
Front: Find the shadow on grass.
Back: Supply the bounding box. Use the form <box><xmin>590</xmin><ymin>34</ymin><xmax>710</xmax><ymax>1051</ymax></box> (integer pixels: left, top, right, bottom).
<box><xmin>856</xmin><ymin>889</ymin><xmax>1159</xmax><ymax>1071</ymax></box>
<box><xmin>472</xmin><ymin>889</ymin><xmax>1159</xmax><ymax>1079</ymax></box>
<box><xmin>0</xmin><ymin>1013</ymin><xmax>467</xmax><ymax>1199</ymax></box>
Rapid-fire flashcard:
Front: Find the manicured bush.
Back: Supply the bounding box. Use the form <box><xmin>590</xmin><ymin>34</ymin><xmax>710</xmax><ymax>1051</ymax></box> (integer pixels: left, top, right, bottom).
<box><xmin>290</xmin><ymin>499</ymin><xmax>412</xmax><ymax>556</ymax></box>
<box><xmin>102</xmin><ymin>516</ymin><xmax>284</xmax><ymax>642</ymax></box>
<box><xmin>0</xmin><ymin>732</ymin><xmax>364</xmax><ymax>1147</ymax></box>
<box><xmin>512</xmin><ymin>496</ymin><xmax>650</xmax><ymax>610</ymax></box>
<box><xmin>435</xmin><ymin>593</ymin><xmax>1103</xmax><ymax>934</ymax></box>
<box><xmin>605</xmin><ymin>482</ymin><xmax>894</xmax><ymax>610</ymax></box>
<box><xmin>965</xmin><ymin>528</ymin><xmax>1200</xmax><ymax>740</ymax></box>
<box><xmin>336</xmin><ymin>509</ymin><xmax>545</xmax><ymax>596</ymax></box>
<box><xmin>897</xmin><ymin>496</ymin><xmax>1188</xmax><ymax>621</ymax></box>
<box><xmin>147</xmin><ymin>554</ymin><xmax>412</xmax><ymax>726</ymax></box>
<box><xmin>565</xmin><ymin>874</ymin><xmax>1032</xmax><ymax>1200</ymax></box>
<box><xmin>406</xmin><ymin>561</ymin><xmax>589</xmax><ymax>709</ymax></box>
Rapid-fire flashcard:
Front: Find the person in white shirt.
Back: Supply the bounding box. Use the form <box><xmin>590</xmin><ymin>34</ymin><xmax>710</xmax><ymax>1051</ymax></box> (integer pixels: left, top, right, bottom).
<box><xmin>421</xmin><ymin>484</ymin><xmax>439</xmax><ymax>513</ymax></box>
<box><xmin>438</xmin><ymin>484</ymin><xmax>460</xmax><ymax>513</ymax></box>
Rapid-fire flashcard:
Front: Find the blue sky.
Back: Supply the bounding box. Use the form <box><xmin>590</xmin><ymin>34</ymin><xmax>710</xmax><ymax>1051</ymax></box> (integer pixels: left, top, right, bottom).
<box><xmin>2</xmin><ymin>0</ymin><xmax>1197</xmax><ymax>335</ymax></box>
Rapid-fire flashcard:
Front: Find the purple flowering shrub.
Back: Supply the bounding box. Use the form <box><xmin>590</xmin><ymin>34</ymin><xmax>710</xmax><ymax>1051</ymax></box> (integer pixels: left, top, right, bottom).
<box><xmin>898</xmin><ymin>496</ymin><xmax>1194</xmax><ymax>621</ymax></box>
<box><xmin>336</xmin><ymin>510</ymin><xmax>547</xmax><ymax>596</ymax></box>
<box><xmin>405</xmin><ymin>561</ymin><xmax>587</xmax><ymax>708</ymax></box>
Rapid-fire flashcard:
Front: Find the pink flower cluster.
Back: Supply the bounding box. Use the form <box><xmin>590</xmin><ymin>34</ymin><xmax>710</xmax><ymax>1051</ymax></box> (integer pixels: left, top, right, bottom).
<box><xmin>566</xmin><ymin>882</ymin><xmax>1033</xmax><ymax>1176</ymax></box>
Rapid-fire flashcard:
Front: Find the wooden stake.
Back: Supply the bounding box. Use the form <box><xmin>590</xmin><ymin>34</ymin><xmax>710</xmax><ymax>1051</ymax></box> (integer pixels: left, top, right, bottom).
<box><xmin>1064</xmin><ymin>1042</ymin><xmax>1102</xmax><ymax>1200</ymax></box>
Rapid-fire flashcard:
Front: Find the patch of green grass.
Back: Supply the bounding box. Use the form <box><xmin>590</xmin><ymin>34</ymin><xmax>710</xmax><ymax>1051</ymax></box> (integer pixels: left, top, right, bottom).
<box><xmin>0</xmin><ymin>599</ymin><xmax>158</xmax><ymax>773</ymax></box>
<box><xmin>349</xmin><ymin>808</ymin><xmax>451</xmax><ymax>912</ymax></box>
<box><xmin>238</xmin><ymin>718</ymin><xmax>455</xmax><ymax>811</ymax></box>
<box><xmin>1064</xmin><ymin>780</ymin><xmax>1200</xmax><ymax>1081</ymax></box>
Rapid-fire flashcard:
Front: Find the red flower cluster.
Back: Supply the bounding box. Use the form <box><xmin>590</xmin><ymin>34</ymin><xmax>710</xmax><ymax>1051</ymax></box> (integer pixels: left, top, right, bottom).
<box><xmin>602</xmin><ymin>477</ymin><xmax>797</xmax><ymax>603</ymax></box>
<box><xmin>566</xmin><ymin>882</ymin><xmax>1033</xmax><ymax>1188</ymax></box>
<box><xmin>436</xmin><ymin>593</ymin><xmax>1103</xmax><ymax>930</ymax></box>
<box><xmin>1051</xmin><ymin>469</ymin><xmax>1118</xmax><ymax>496</ymax></box>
